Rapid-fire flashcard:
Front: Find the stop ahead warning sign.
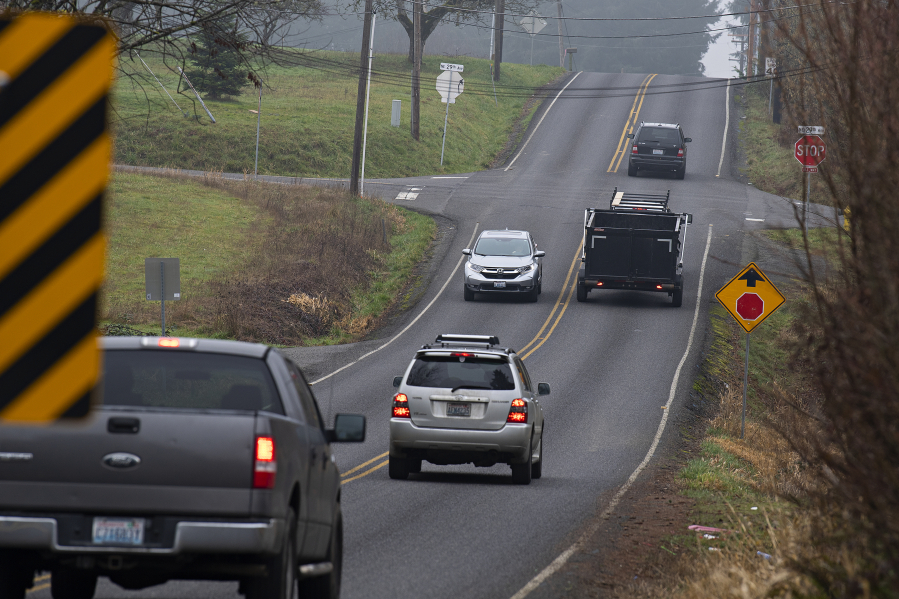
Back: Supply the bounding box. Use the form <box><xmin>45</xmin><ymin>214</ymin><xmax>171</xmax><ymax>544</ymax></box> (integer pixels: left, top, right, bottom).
<box><xmin>716</xmin><ymin>263</ymin><xmax>785</xmax><ymax>333</ymax></box>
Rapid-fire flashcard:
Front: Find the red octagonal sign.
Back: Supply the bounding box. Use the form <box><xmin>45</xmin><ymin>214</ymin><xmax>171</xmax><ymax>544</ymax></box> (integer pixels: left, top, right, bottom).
<box><xmin>795</xmin><ymin>135</ymin><xmax>826</xmax><ymax>167</ymax></box>
<box><xmin>736</xmin><ymin>293</ymin><xmax>764</xmax><ymax>321</ymax></box>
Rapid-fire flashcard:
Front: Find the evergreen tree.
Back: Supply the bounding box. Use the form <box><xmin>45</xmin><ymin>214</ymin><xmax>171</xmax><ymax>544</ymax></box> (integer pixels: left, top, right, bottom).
<box><xmin>186</xmin><ymin>21</ymin><xmax>249</xmax><ymax>99</ymax></box>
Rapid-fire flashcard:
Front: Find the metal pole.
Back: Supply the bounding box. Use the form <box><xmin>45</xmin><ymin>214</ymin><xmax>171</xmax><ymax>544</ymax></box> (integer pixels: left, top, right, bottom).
<box><xmin>361</xmin><ymin>11</ymin><xmax>377</xmax><ymax>196</ymax></box>
<box><xmin>178</xmin><ymin>67</ymin><xmax>216</xmax><ymax>123</ymax></box>
<box><xmin>531</xmin><ymin>35</ymin><xmax>534</xmax><ymax>66</ymax></box>
<box><xmin>137</xmin><ymin>52</ymin><xmax>184</xmax><ymax>115</ymax></box>
<box><xmin>768</xmin><ymin>77</ymin><xmax>773</xmax><ymax>116</ymax></box>
<box><xmin>254</xmin><ymin>84</ymin><xmax>262</xmax><ymax>178</ymax></box>
<box><xmin>742</xmin><ymin>332</ymin><xmax>749</xmax><ymax>439</ymax></box>
<box><xmin>440</xmin><ymin>83</ymin><xmax>450</xmax><ymax>165</ymax></box>
<box><xmin>557</xmin><ymin>0</ymin><xmax>564</xmax><ymax>68</ymax></box>
<box><xmin>160</xmin><ymin>262</ymin><xmax>166</xmax><ymax>336</ymax></box>
<box><xmin>490</xmin><ymin>12</ymin><xmax>498</xmax><ymax>105</ymax></box>
<box><xmin>805</xmin><ymin>171</ymin><xmax>810</xmax><ymax>230</ymax></box>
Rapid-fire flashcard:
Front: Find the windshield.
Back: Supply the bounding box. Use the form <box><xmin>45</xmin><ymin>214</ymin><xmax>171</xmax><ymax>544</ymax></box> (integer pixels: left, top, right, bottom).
<box><xmin>102</xmin><ymin>350</ymin><xmax>283</xmax><ymax>413</ymax></box>
<box><xmin>473</xmin><ymin>237</ymin><xmax>531</xmax><ymax>257</ymax></box>
<box><xmin>406</xmin><ymin>356</ymin><xmax>516</xmax><ymax>390</ymax></box>
<box><xmin>638</xmin><ymin>127</ymin><xmax>681</xmax><ymax>144</ymax></box>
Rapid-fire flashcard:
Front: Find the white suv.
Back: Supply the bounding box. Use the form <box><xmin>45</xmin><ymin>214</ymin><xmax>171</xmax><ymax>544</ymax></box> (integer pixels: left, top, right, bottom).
<box><xmin>462</xmin><ymin>230</ymin><xmax>544</xmax><ymax>302</ymax></box>
<box><xmin>389</xmin><ymin>335</ymin><xmax>549</xmax><ymax>485</ymax></box>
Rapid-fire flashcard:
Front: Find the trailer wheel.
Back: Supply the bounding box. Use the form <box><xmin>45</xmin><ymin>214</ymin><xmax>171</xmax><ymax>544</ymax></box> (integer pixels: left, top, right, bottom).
<box><xmin>576</xmin><ymin>284</ymin><xmax>588</xmax><ymax>303</ymax></box>
<box><xmin>672</xmin><ymin>285</ymin><xmax>683</xmax><ymax>307</ymax></box>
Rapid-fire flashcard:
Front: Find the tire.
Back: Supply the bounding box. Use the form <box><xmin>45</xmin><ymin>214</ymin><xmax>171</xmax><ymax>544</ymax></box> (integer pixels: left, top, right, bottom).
<box><xmin>297</xmin><ymin>508</ymin><xmax>342</xmax><ymax>599</ymax></box>
<box><xmin>672</xmin><ymin>287</ymin><xmax>683</xmax><ymax>307</ymax></box>
<box><xmin>511</xmin><ymin>437</ymin><xmax>533</xmax><ymax>485</ymax></box>
<box><xmin>51</xmin><ymin>570</ymin><xmax>97</xmax><ymax>599</ymax></box>
<box><xmin>676</xmin><ymin>166</ymin><xmax>685</xmax><ymax>180</ymax></box>
<box><xmin>245</xmin><ymin>509</ymin><xmax>297</xmax><ymax>599</ymax></box>
<box><xmin>627</xmin><ymin>162</ymin><xmax>636</xmax><ymax>177</ymax></box>
<box><xmin>531</xmin><ymin>432</ymin><xmax>543</xmax><ymax>480</ymax></box>
<box><xmin>463</xmin><ymin>286</ymin><xmax>474</xmax><ymax>302</ymax></box>
<box><xmin>527</xmin><ymin>286</ymin><xmax>539</xmax><ymax>303</ymax></box>
<box><xmin>537</xmin><ymin>279</ymin><xmax>542</xmax><ymax>295</ymax></box>
<box><xmin>576</xmin><ymin>284</ymin><xmax>588</xmax><ymax>303</ymax></box>
<box><xmin>388</xmin><ymin>455</ymin><xmax>409</xmax><ymax>480</ymax></box>
<box><xmin>407</xmin><ymin>458</ymin><xmax>422</xmax><ymax>474</ymax></box>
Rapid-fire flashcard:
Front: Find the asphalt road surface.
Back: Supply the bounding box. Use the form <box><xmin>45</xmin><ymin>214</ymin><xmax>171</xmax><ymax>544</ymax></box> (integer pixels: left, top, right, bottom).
<box><xmin>31</xmin><ymin>72</ymin><xmax>837</xmax><ymax>599</ymax></box>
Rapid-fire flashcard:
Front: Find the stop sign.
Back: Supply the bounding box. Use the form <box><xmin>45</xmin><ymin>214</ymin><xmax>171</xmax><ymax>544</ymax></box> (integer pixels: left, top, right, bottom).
<box><xmin>736</xmin><ymin>293</ymin><xmax>764</xmax><ymax>321</ymax></box>
<box><xmin>795</xmin><ymin>135</ymin><xmax>826</xmax><ymax>167</ymax></box>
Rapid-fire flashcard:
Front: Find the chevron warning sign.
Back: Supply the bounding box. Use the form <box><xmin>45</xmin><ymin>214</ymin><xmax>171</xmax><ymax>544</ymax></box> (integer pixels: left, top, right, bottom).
<box><xmin>0</xmin><ymin>13</ymin><xmax>115</xmax><ymax>422</ymax></box>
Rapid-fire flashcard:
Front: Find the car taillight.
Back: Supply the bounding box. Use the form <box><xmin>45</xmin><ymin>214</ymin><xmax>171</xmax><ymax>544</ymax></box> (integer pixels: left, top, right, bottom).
<box><xmin>253</xmin><ymin>436</ymin><xmax>276</xmax><ymax>489</ymax></box>
<box><xmin>393</xmin><ymin>393</ymin><xmax>411</xmax><ymax>418</ymax></box>
<box><xmin>677</xmin><ymin>147</ymin><xmax>684</xmax><ymax>157</ymax></box>
<box><xmin>596</xmin><ymin>282</ymin><xmax>603</xmax><ymax>286</ymax></box>
<box><xmin>507</xmin><ymin>398</ymin><xmax>527</xmax><ymax>423</ymax></box>
<box><xmin>656</xmin><ymin>285</ymin><xmax>663</xmax><ymax>289</ymax></box>
<box><xmin>158</xmin><ymin>338</ymin><xmax>179</xmax><ymax>348</ymax></box>
<box><xmin>631</xmin><ymin>144</ymin><xmax>638</xmax><ymax>154</ymax></box>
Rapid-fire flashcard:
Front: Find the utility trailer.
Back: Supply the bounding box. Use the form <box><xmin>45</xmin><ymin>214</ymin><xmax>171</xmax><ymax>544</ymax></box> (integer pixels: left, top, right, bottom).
<box><xmin>576</xmin><ymin>188</ymin><xmax>693</xmax><ymax>307</ymax></box>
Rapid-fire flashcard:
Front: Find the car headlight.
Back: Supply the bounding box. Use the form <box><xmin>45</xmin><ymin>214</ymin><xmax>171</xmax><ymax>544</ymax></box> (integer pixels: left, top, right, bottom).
<box><xmin>467</xmin><ymin>263</ymin><xmax>485</xmax><ymax>273</ymax></box>
<box><xmin>516</xmin><ymin>263</ymin><xmax>536</xmax><ymax>274</ymax></box>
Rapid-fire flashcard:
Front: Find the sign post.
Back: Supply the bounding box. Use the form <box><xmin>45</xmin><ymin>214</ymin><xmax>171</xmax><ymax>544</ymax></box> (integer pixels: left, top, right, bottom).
<box><xmin>715</xmin><ymin>263</ymin><xmax>786</xmax><ymax>438</ymax></box>
<box><xmin>518</xmin><ymin>11</ymin><xmax>547</xmax><ymax>66</ymax></box>
<box><xmin>436</xmin><ymin>64</ymin><xmax>464</xmax><ymax>166</ymax></box>
<box><xmin>795</xmin><ymin>130</ymin><xmax>826</xmax><ymax>229</ymax></box>
<box><xmin>765</xmin><ymin>58</ymin><xmax>776</xmax><ymax>114</ymax></box>
<box><xmin>145</xmin><ymin>258</ymin><xmax>181</xmax><ymax>336</ymax></box>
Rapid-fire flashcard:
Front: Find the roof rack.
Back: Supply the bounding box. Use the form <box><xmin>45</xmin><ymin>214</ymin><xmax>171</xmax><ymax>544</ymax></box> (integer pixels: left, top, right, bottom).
<box><xmin>608</xmin><ymin>187</ymin><xmax>671</xmax><ymax>213</ymax></box>
<box><xmin>421</xmin><ymin>334</ymin><xmax>503</xmax><ymax>351</ymax></box>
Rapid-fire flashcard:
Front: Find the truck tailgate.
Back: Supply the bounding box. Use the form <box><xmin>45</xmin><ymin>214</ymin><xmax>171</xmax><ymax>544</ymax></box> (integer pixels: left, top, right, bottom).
<box><xmin>0</xmin><ymin>409</ymin><xmax>256</xmax><ymax>516</ymax></box>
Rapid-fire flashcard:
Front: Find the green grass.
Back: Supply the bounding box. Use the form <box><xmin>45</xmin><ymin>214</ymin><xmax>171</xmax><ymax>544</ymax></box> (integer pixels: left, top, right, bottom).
<box><xmin>114</xmin><ymin>51</ymin><xmax>565</xmax><ymax>178</ymax></box>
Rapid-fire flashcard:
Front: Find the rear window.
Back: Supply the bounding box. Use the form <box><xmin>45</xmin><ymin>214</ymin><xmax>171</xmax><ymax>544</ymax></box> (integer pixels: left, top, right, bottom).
<box><xmin>102</xmin><ymin>350</ymin><xmax>283</xmax><ymax>414</ymax></box>
<box><xmin>406</xmin><ymin>355</ymin><xmax>516</xmax><ymax>391</ymax></box>
<box><xmin>474</xmin><ymin>237</ymin><xmax>531</xmax><ymax>257</ymax></box>
<box><xmin>638</xmin><ymin>127</ymin><xmax>681</xmax><ymax>144</ymax></box>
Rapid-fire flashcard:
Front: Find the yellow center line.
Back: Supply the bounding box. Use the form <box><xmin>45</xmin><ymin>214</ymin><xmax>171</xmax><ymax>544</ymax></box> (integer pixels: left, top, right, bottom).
<box><xmin>522</xmin><ymin>276</ymin><xmax>579</xmax><ymax>361</ymax></box>
<box><xmin>340</xmin><ymin>451</ymin><xmax>388</xmax><ymax>477</ymax></box>
<box><xmin>518</xmin><ymin>243</ymin><xmax>584</xmax><ymax>355</ymax></box>
<box><xmin>27</xmin><ymin>583</ymin><xmax>50</xmax><ymax>594</ymax></box>
<box><xmin>34</xmin><ymin>574</ymin><xmax>50</xmax><ymax>582</ymax></box>
<box><xmin>341</xmin><ymin>460</ymin><xmax>388</xmax><ymax>484</ymax></box>
<box><xmin>607</xmin><ymin>74</ymin><xmax>657</xmax><ymax>173</ymax></box>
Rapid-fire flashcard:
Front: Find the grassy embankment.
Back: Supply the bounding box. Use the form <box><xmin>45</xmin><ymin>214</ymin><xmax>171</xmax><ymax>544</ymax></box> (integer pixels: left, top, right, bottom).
<box><xmin>620</xmin><ymin>85</ymin><xmax>848</xmax><ymax>597</ymax></box>
<box><xmin>104</xmin><ymin>171</ymin><xmax>435</xmax><ymax>345</ymax></box>
<box><xmin>113</xmin><ymin>51</ymin><xmax>564</xmax><ymax>177</ymax></box>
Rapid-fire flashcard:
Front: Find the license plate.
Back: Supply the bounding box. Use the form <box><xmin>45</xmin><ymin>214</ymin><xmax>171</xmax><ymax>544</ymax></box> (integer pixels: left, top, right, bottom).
<box><xmin>494</xmin><ymin>281</ymin><xmax>506</xmax><ymax>288</ymax></box>
<box><xmin>92</xmin><ymin>518</ymin><xmax>145</xmax><ymax>545</ymax></box>
<box><xmin>653</xmin><ymin>149</ymin><xmax>664</xmax><ymax>155</ymax></box>
<box><xmin>446</xmin><ymin>402</ymin><xmax>471</xmax><ymax>417</ymax></box>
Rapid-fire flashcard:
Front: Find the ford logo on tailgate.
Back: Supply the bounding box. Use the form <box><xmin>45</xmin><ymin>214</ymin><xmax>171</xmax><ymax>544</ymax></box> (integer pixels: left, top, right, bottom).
<box><xmin>102</xmin><ymin>452</ymin><xmax>141</xmax><ymax>470</ymax></box>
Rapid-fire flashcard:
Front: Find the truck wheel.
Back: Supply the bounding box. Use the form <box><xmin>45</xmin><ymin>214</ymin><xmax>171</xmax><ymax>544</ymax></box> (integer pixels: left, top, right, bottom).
<box><xmin>51</xmin><ymin>570</ymin><xmax>97</xmax><ymax>599</ymax></box>
<box><xmin>246</xmin><ymin>509</ymin><xmax>297</xmax><ymax>599</ymax></box>
<box><xmin>576</xmin><ymin>284</ymin><xmax>588</xmax><ymax>303</ymax></box>
<box><xmin>0</xmin><ymin>557</ymin><xmax>30</xmax><ymax>599</ymax></box>
<box><xmin>388</xmin><ymin>455</ymin><xmax>409</xmax><ymax>480</ymax></box>
<box><xmin>511</xmin><ymin>437</ymin><xmax>533</xmax><ymax>485</ymax></box>
<box><xmin>672</xmin><ymin>287</ymin><xmax>683</xmax><ymax>307</ymax></box>
<box><xmin>463</xmin><ymin>286</ymin><xmax>474</xmax><ymax>302</ymax></box>
<box><xmin>530</xmin><ymin>431</ymin><xmax>543</xmax><ymax>480</ymax></box>
<box><xmin>297</xmin><ymin>508</ymin><xmax>342</xmax><ymax>599</ymax></box>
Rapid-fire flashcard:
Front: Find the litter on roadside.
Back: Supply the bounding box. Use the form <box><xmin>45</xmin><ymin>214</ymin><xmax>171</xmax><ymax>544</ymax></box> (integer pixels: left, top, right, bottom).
<box><xmin>703</xmin><ymin>534</ymin><xmax>718</xmax><ymax>540</ymax></box>
<box><xmin>757</xmin><ymin>551</ymin><xmax>772</xmax><ymax>560</ymax></box>
<box><xmin>688</xmin><ymin>525</ymin><xmax>729</xmax><ymax>533</ymax></box>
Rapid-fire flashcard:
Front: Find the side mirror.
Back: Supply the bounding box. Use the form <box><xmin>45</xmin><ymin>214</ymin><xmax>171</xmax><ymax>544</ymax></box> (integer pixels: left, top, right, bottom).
<box><xmin>537</xmin><ymin>382</ymin><xmax>551</xmax><ymax>396</ymax></box>
<box><xmin>684</xmin><ymin>137</ymin><xmax>692</xmax><ymax>143</ymax></box>
<box><xmin>462</xmin><ymin>249</ymin><xmax>471</xmax><ymax>255</ymax></box>
<box><xmin>534</xmin><ymin>250</ymin><xmax>546</xmax><ymax>258</ymax></box>
<box><xmin>626</xmin><ymin>133</ymin><xmax>634</xmax><ymax>139</ymax></box>
<box><xmin>392</xmin><ymin>375</ymin><xmax>402</xmax><ymax>388</ymax></box>
<box><xmin>685</xmin><ymin>213</ymin><xmax>694</xmax><ymax>225</ymax></box>
<box><xmin>326</xmin><ymin>414</ymin><xmax>366</xmax><ymax>443</ymax></box>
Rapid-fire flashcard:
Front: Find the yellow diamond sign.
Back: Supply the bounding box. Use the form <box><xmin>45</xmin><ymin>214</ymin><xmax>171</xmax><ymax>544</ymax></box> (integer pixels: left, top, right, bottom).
<box><xmin>715</xmin><ymin>262</ymin><xmax>785</xmax><ymax>333</ymax></box>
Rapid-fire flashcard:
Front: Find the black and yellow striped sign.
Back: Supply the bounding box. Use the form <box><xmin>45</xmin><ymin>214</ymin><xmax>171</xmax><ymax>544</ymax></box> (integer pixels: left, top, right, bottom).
<box><xmin>0</xmin><ymin>13</ymin><xmax>114</xmax><ymax>422</ymax></box>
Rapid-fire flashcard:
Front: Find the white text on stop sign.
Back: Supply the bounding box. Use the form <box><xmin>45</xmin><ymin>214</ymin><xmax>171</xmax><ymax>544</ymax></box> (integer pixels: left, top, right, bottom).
<box><xmin>796</xmin><ymin>144</ymin><xmax>824</xmax><ymax>157</ymax></box>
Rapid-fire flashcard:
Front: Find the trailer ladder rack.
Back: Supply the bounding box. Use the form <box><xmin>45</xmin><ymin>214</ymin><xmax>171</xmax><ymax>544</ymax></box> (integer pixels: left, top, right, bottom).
<box><xmin>609</xmin><ymin>187</ymin><xmax>671</xmax><ymax>213</ymax></box>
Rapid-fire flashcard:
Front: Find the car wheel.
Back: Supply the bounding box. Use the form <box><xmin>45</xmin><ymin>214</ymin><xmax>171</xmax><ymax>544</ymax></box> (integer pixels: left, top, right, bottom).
<box><xmin>531</xmin><ymin>432</ymin><xmax>543</xmax><ymax>480</ymax></box>
<box><xmin>246</xmin><ymin>509</ymin><xmax>297</xmax><ymax>599</ymax></box>
<box><xmin>297</xmin><ymin>507</ymin><xmax>342</xmax><ymax>599</ymax></box>
<box><xmin>676</xmin><ymin>166</ymin><xmax>685</xmax><ymax>180</ymax></box>
<box><xmin>527</xmin><ymin>286</ymin><xmax>539</xmax><ymax>303</ymax></box>
<box><xmin>0</xmin><ymin>555</ymin><xmax>30</xmax><ymax>599</ymax></box>
<box><xmin>511</xmin><ymin>437</ymin><xmax>533</xmax><ymax>485</ymax></box>
<box><xmin>627</xmin><ymin>162</ymin><xmax>636</xmax><ymax>177</ymax></box>
<box><xmin>576</xmin><ymin>284</ymin><xmax>588</xmax><ymax>303</ymax></box>
<box><xmin>537</xmin><ymin>279</ymin><xmax>542</xmax><ymax>295</ymax></box>
<box><xmin>463</xmin><ymin>286</ymin><xmax>474</xmax><ymax>302</ymax></box>
<box><xmin>388</xmin><ymin>455</ymin><xmax>409</xmax><ymax>480</ymax></box>
<box><xmin>51</xmin><ymin>570</ymin><xmax>98</xmax><ymax>599</ymax></box>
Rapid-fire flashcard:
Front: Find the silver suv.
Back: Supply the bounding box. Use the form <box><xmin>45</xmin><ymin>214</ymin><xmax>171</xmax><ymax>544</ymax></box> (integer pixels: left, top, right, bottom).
<box><xmin>389</xmin><ymin>335</ymin><xmax>549</xmax><ymax>485</ymax></box>
<box><xmin>462</xmin><ymin>230</ymin><xmax>544</xmax><ymax>302</ymax></box>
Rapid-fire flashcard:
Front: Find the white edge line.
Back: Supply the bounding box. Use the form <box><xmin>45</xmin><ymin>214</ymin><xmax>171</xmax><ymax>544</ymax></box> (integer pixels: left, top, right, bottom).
<box><xmin>310</xmin><ymin>223</ymin><xmax>480</xmax><ymax>386</ymax></box>
<box><xmin>746</xmin><ymin>218</ymin><xmax>765</xmax><ymax>222</ymax></box>
<box><xmin>716</xmin><ymin>79</ymin><xmax>731</xmax><ymax>178</ymax></box>
<box><xmin>505</xmin><ymin>72</ymin><xmax>582</xmax><ymax>172</ymax></box>
<box><xmin>509</xmin><ymin>224</ymin><xmax>714</xmax><ymax>599</ymax></box>
<box><xmin>431</xmin><ymin>176</ymin><xmax>469</xmax><ymax>179</ymax></box>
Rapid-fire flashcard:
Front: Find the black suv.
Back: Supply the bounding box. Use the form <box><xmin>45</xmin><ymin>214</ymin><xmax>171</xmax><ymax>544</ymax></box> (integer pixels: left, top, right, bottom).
<box><xmin>626</xmin><ymin>122</ymin><xmax>691</xmax><ymax>179</ymax></box>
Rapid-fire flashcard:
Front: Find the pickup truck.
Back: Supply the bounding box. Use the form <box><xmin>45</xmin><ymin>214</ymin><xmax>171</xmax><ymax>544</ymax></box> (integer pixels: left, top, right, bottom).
<box><xmin>576</xmin><ymin>188</ymin><xmax>693</xmax><ymax>307</ymax></box>
<box><xmin>0</xmin><ymin>336</ymin><xmax>365</xmax><ymax>599</ymax></box>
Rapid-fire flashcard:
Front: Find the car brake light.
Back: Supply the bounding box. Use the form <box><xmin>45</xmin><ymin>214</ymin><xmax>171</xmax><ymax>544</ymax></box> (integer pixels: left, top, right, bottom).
<box><xmin>253</xmin><ymin>437</ymin><xmax>276</xmax><ymax>489</ymax></box>
<box><xmin>158</xmin><ymin>338</ymin><xmax>180</xmax><ymax>348</ymax></box>
<box><xmin>507</xmin><ymin>398</ymin><xmax>527</xmax><ymax>423</ymax></box>
<box><xmin>656</xmin><ymin>285</ymin><xmax>663</xmax><ymax>290</ymax></box>
<box><xmin>631</xmin><ymin>144</ymin><xmax>638</xmax><ymax>154</ymax></box>
<box><xmin>393</xmin><ymin>393</ymin><xmax>411</xmax><ymax>418</ymax></box>
<box><xmin>596</xmin><ymin>282</ymin><xmax>603</xmax><ymax>286</ymax></box>
<box><xmin>677</xmin><ymin>147</ymin><xmax>684</xmax><ymax>157</ymax></box>
<box><xmin>450</xmin><ymin>353</ymin><xmax>473</xmax><ymax>358</ymax></box>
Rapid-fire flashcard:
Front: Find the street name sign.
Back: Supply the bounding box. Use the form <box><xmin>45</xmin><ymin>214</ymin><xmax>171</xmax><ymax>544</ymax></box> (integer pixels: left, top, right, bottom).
<box><xmin>0</xmin><ymin>13</ymin><xmax>115</xmax><ymax>423</ymax></box>
<box><xmin>440</xmin><ymin>63</ymin><xmax>463</xmax><ymax>73</ymax></box>
<box><xmin>798</xmin><ymin>125</ymin><xmax>825</xmax><ymax>135</ymax></box>
<box><xmin>716</xmin><ymin>263</ymin><xmax>786</xmax><ymax>333</ymax></box>
<box><xmin>436</xmin><ymin>70</ymin><xmax>464</xmax><ymax>104</ymax></box>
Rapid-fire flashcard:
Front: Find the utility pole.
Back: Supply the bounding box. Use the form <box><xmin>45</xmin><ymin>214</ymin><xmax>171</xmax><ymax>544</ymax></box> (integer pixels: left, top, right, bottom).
<box><xmin>747</xmin><ymin>0</ymin><xmax>756</xmax><ymax>77</ymax></box>
<box><xmin>411</xmin><ymin>0</ymin><xmax>421</xmax><ymax>141</ymax></box>
<box><xmin>493</xmin><ymin>0</ymin><xmax>504</xmax><ymax>81</ymax></box>
<box><xmin>556</xmin><ymin>0</ymin><xmax>564</xmax><ymax>68</ymax></box>
<box><xmin>350</xmin><ymin>0</ymin><xmax>373</xmax><ymax>196</ymax></box>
